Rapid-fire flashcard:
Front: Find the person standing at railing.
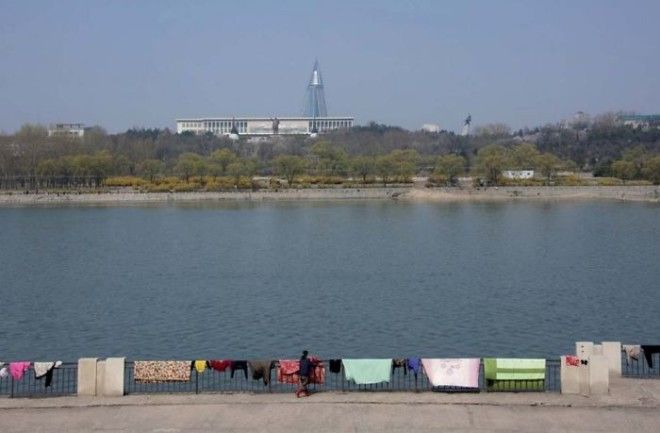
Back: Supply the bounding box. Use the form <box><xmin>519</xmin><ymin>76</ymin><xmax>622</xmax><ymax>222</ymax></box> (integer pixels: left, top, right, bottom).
<box><xmin>296</xmin><ymin>350</ymin><xmax>313</xmax><ymax>398</ymax></box>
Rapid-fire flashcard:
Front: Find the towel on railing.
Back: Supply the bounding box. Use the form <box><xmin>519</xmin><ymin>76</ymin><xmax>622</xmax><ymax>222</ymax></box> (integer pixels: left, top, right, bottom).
<box><xmin>564</xmin><ymin>356</ymin><xmax>580</xmax><ymax>367</ymax></box>
<box><xmin>483</xmin><ymin>358</ymin><xmax>546</xmax><ymax>381</ymax></box>
<box><xmin>406</xmin><ymin>358</ymin><xmax>421</xmax><ymax>376</ymax></box>
<box><xmin>9</xmin><ymin>362</ymin><xmax>31</xmax><ymax>381</ymax></box>
<box><xmin>134</xmin><ymin>361</ymin><xmax>191</xmax><ymax>383</ymax></box>
<box><xmin>34</xmin><ymin>361</ymin><xmax>62</xmax><ymax>388</ymax></box>
<box><xmin>230</xmin><ymin>360</ymin><xmax>248</xmax><ymax>379</ymax></box>
<box><xmin>209</xmin><ymin>359</ymin><xmax>232</xmax><ymax>372</ymax></box>
<box><xmin>342</xmin><ymin>359</ymin><xmax>391</xmax><ymax>385</ymax></box>
<box><xmin>622</xmin><ymin>345</ymin><xmax>641</xmax><ymax>364</ymax></box>
<box><xmin>329</xmin><ymin>359</ymin><xmax>342</xmax><ymax>374</ymax></box>
<box><xmin>392</xmin><ymin>359</ymin><xmax>407</xmax><ymax>375</ymax></box>
<box><xmin>0</xmin><ymin>367</ymin><xmax>7</xmax><ymax>378</ymax></box>
<box><xmin>641</xmin><ymin>345</ymin><xmax>660</xmax><ymax>368</ymax></box>
<box><xmin>194</xmin><ymin>360</ymin><xmax>207</xmax><ymax>373</ymax></box>
<box><xmin>277</xmin><ymin>359</ymin><xmax>325</xmax><ymax>384</ymax></box>
<box><xmin>248</xmin><ymin>360</ymin><xmax>274</xmax><ymax>385</ymax></box>
<box><xmin>277</xmin><ymin>359</ymin><xmax>300</xmax><ymax>383</ymax></box>
<box><xmin>422</xmin><ymin>358</ymin><xmax>480</xmax><ymax>388</ymax></box>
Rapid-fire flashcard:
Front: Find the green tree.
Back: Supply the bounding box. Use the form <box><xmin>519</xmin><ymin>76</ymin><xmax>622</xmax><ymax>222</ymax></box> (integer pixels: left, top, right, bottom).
<box><xmin>434</xmin><ymin>154</ymin><xmax>466</xmax><ymax>185</ymax></box>
<box><xmin>510</xmin><ymin>143</ymin><xmax>540</xmax><ymax>169</ymax></box>
<box><xmin>139</xmin><ymin>159</ymin><xmax>164</xmax><ymax>182</ymax></box>
<box><xmin>36</xmin><ymin>159</ymin><xmax>58</xmax><ymax>187</ymax></box>
<box><xmin>611</xmin><ymin>160</ymin><xmax>636</xmax><ymax>184</ymax></box>
<box><xmin>641</xmin><ymin>155</ymin><xmax>660</xmax><ymax>184</ymax></box>
<box><xmin>311</xmin><ymin>141</ymin><xmax>349</xmax><ymax>176</ymax></box>
<box><xmin>389</xmin><ymin>149</ymin><xmax>419</xmax><ymax>180</ymax></box>
<box><xmin>376</xmin><ymin>155</ymin><xmax>397</xmax><ymax>186</ymax></box>
<box><xmin>621</xmin><ymin>146</ymin><xmax>649</xmax><ymax>178</ymax></box>
<box><xmin>227</xmin><ymin>159</ymin><xmax>257</xmax><ymax>186</ymax></box>
<box><xmin>535</xmin><ymin>153</ymin><xmax>562</xmax><ymax>184</ymax></box>
<box><xmin>476</xmin><ymin>144</ymin><xmax>508</xmax><ymax>185</ymax></box>
<box><xmin>350</xmin><ymin>156</ymin><xmax>376</xmax><ymax>183</ymax></box>
<box><xmin>208</xmin><ymin>148</ymin><xmax>237</xmax><ymax>177</ymax></box>
<box><xmin>89</xmin><ymin>151</ymin><xmax>115</xmax><ymax>186</ymax></box>
<box><xmin>175</xmin><ymin>152</ymin><xmax>203</xmax><ymax>182</ymax></box>
<box><xmin>274</xmin><ymin>155</ymin><xmax>306</xmax><ymax>187</ymax></box>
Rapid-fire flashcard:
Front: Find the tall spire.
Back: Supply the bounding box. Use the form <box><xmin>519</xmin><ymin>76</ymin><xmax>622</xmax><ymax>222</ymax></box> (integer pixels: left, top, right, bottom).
<box><xmin>303</xmin><ymin>60</ymin><xmax>328</xmax><ymax>117</ymax></box>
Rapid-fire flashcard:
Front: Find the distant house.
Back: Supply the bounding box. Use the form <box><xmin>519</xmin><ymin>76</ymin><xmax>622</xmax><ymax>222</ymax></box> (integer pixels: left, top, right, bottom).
<box><xmin>618</xmin><ymin>114</ymin><xmax>660</xmax><ymax>129</ymax></box>
<box><xmin>422</xmin><ymin>123</ymin><xmax>440</xmax><ymax>133</ymax></box>
<box><xmin>48</xmin><ymin>123</ymin><xmax>85</xmax><ymax>137</ymax></box>
<box><xmin>502</xmin><ymin>170</ymin><xmax>534</xmax><ymax>180</ymax></box>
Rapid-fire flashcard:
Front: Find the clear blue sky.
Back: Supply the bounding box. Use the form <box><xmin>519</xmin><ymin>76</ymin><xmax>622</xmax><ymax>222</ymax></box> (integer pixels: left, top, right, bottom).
<box><xmin>1</xmin><ymin>0</ymin><xmax>659</xmax><ymax>133</ymax></box>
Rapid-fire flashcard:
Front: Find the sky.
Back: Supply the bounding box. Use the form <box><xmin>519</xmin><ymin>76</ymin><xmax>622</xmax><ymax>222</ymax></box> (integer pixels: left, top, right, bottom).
<box><xmin>1</xmin><ymin>0</ymin><xmax>659</xmax><ymax>133</ymax></box>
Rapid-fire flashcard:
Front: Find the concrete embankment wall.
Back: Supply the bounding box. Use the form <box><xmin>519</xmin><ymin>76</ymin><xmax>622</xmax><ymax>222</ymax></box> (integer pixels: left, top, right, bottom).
<box><xmin>0</xmin><ymin>186</ymin><xmax>658</xmax><ymax>205</ymax></box>
<box><xmin>405</xmin><ymin>185</ymin><xmax>660</xmax><ymax>203</ymax></box>
<box><xmin>0</xmin><ymin>188</ymin><xmax>408</xmax><ymax>205</ymax></box>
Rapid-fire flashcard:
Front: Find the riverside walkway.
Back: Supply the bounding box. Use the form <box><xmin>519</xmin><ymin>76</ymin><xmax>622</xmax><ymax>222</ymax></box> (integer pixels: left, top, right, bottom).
<box><xmin>2</xmin><ymin>378</ymin><xmax>659</xmax><ymax>432</ymax></box>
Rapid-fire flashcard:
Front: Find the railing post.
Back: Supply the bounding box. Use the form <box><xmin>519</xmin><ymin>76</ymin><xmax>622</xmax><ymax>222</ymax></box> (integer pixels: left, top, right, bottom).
<box><xmin>195</xmin><ymin>370</ymin><xmax>199</xmax><ymax>395</ymax></box>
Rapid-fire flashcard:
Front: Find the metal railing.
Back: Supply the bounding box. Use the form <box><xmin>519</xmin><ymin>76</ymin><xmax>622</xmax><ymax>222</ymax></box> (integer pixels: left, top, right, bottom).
<box><xmin>7</xmin><ymin>354</ymin><xmax>659</xmax><ymax>399</ymax></box>
<box><xmin>621</xmin><ymin>351</ymin><xmax>660</xmax><ymax>378</ymax></box>
<box><xmin>123</xmin><ymin>360</ymin><xmax>562</xmax><ymax>395</ymax></box>
<box><xmin>0</xmin><ymin>363</ymin><xmax>77</xmax><ymax>398</ymax></box>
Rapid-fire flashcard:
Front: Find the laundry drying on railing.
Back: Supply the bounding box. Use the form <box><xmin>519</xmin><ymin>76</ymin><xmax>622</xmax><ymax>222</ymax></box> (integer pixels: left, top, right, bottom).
<box><xmin>133</xmin><ymin>361</ymin><xmax>192</xmax><ymax>383</ymax></box>
<box><xmin>342</xmin><ymin>359</ymin><xmax>392</xmax><ymax>385</ymax></box>
<box><xmin>0</xmin><ymin>361</ymin><xmax>63</xmax><ymax>388</ymax></box>
<box><xmin>483</xmin><ymin>358</ymin><xmax>546</xmax><ymax>391</ymax></box>
<box><xmin>277</xmin><ymin>358</ymin><xmax>325</xmax><ymax>385</ymax></box>
<box><xmin>421</xmin><ymin>358</ymin><xmax>480</xmax><ymax>389</ymax></box>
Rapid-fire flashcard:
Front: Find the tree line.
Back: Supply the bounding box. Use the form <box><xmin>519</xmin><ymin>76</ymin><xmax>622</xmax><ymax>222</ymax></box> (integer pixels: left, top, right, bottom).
<box><xmin>1</xmin><ymin>116</ymin><xmax>659</xmax><ymax>190</ymax></box>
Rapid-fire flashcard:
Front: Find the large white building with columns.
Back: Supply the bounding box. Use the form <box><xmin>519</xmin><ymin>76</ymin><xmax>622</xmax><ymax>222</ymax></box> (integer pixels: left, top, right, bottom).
<box><xmin>175</xmin><ymin>116</ymin><xmax>354</xmax><ymax>136</ymax></box>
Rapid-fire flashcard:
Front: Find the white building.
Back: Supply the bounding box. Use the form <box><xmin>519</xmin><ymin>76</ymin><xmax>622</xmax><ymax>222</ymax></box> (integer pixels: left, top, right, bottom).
<box><xmin>176</xmin><ymin>116</ymin><xmax>354</xmax><ymax>136</ymax></box>
<box><xmin>422</xmin><ymin>123</ymin><xmax>441</xmax><ymax>133</ymax></box>
<box><xmin>48</xmin><ymin>123</ymin><xmax>85</xmax><ymax>137</ymax></box>
<box><xmin>502</xmin><ymin>170</ymin><xmax>535</xmax><ymax>180</ymax></box>
<box><xmin>619</xmin><ymin>114</ymin><xmax>660</xmax><ymax>129</ymax></box>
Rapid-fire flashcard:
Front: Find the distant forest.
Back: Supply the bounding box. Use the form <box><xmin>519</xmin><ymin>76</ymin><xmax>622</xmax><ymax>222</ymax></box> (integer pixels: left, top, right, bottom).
<box><xmin>1</xmin><ymin>113</ymin><xmax>659</xmax><ymax>189</ymax></box>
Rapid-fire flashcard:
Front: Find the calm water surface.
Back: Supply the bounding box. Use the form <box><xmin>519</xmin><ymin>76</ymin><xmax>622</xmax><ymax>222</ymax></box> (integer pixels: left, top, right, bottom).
<box><xmin>1</xmin><ymin>201</ymin><xmax>658</xmax><ymax>360</ymax></box>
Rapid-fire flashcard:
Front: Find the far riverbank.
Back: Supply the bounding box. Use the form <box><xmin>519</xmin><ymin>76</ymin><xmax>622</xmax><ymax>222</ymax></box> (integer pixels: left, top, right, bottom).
<box><xmin>0</xmin><ymin>185</ymin><xmax>658</xmax><ymax>206</ymax></box>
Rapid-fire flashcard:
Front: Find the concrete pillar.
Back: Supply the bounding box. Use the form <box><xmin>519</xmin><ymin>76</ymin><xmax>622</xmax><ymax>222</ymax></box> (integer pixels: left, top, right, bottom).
<box><xmin>560</xmin><ymin>356</ymin><xmax>580</xmax><ymax>394</ymax></box>
<box><xmin>96</xmin><ymin>360</ymin><xmax>106</xmax><ymax>396</ymax></box>
<box><xmin>102</xmin><ymin>357</ymin><xmax>125</xmax><ymax>397</ymax></box>
<box><xmin>602</xmin><ymin>341</ymin><xmax>622</xmax><ymax>377</ymax></box>
<box><xmin>77</xmin><ymin>358</ymin><xmax>98</xmax><ymax>396</ymax></box>
<box><xmin>576</xmin><ymin>341</ymin><xmax>594</xmax><ymax>359</ymax></box>
<box><xmin>588</xmin><ymin>354</ymin><xmax>609</xmax><ymax>395</ymax></box>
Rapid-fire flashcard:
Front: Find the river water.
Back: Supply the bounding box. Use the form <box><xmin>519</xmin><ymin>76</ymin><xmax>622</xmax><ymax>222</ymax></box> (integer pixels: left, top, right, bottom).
<box><xmin>1</xmin><ymin>200</ymin><xmax>658</xmax><ymax>360</ymax></box>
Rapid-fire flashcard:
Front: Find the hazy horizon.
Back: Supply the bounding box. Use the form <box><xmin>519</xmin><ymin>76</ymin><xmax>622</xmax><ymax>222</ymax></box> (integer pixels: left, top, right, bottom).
<box><xmin>1</xmin><ymin>0</ymin><xmax>659</xmax><ymax>134</ymax></box>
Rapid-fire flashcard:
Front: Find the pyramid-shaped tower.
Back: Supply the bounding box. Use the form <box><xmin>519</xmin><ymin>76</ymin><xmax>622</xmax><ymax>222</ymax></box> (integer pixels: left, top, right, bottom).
<box><xmin>303</xmin><ymin>60</ymin><xmax>328</xmax><ymax>117</ymax></box>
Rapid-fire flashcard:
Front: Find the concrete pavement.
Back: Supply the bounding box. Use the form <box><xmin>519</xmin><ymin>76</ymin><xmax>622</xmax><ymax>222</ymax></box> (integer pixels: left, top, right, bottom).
<box><xmin>1</xmin><ymin>378</ymin><xmax>659</xmax><ymax>432</ymax></box>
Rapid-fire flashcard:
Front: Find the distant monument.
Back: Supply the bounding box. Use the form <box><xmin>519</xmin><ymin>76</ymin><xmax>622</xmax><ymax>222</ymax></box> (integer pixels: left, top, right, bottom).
<box><xmin>461</xmin><ymin>114</ymin><xmax>472</xmax><ymax>136</ymax></box>
<box><xmin>302</xmin><ymin>60</ymin><xmax>328</xmax><ymax>117</ymax></box>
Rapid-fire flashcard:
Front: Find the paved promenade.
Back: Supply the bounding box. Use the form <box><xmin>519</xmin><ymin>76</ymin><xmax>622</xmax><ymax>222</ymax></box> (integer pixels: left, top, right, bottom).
<box><xmin>1</xmin><ymin>379</ymin><xmax>659</xmax><ymax>432</ymax></box>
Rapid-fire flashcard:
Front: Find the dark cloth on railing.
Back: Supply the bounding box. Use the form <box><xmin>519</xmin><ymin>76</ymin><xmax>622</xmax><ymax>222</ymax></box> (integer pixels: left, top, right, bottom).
<box><xmin>329</xmin><ymin>359</ymin><xmax>342</xmax><ymax>374</ymax></box>
<box><xmin>248</xmin><ymin>360</ymin><xmax>274</xmax><ymax>385</ymax></box>
<box><xmin>407</xmin><ymin>358</ymin><xmax>421</xmax><ymax>376</ymax></box>
<box><xmin>230</xmin><ymin>360</ymin><xmax>248</xmax><ymax>379</ymax></box>
<box><xmin>641</xmin><ymin>345</ymin><xmax>660</xmax><ymax>368</ymax></box>
<box><xmin>392</xmin><ymin>359</ymin><xmax>407</xmax><ymax>375</ymax></box>
<box><xmin>209</xmin><ymin>360</ymin><xmax>232</xmax><ymax>372</ymax></box>
<box><xmin>34</xmin><ymin>362</ymin><xmax>62</xmax><ymax>388</ymax></box>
